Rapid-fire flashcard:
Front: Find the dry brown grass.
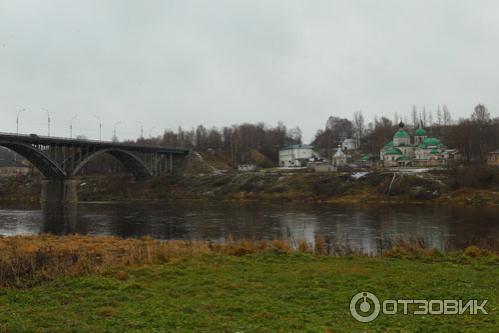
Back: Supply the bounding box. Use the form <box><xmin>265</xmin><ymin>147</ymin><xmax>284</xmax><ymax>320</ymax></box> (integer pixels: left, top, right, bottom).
<box><xmin>0</xmin><ymin>235</ymin><xmax>302</xmax><ymax>287</ymax></box>
<box><xmin>0</xmin><ymin>235</ymin><xmax>210</xmax><ymax>287</ymax></box>
<box><xmin>0</xmin><ymin>235</ymin><xmax>496</xmax><ymax>288</ymax></box>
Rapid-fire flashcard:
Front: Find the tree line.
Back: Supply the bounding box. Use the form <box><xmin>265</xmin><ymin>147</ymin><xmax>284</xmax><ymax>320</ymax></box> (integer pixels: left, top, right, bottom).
<box><xmin>129</xmin><ymin>104</ymin><xmax>498</xmax><ymax>166</ymax></box>
<box><xmin>130</xmin><ymin>122</ymin><xmax>302</xmax><ymax>165</ymax></box>
<box><xmin>4</xmin><ymin>104</ymin><xmax>493</xmax><ymax>168</ymax></box>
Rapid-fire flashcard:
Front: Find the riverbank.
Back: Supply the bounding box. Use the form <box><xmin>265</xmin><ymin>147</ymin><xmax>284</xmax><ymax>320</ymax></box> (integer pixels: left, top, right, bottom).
<box><xmin>0</xmin><ymin>235</ymin><xmax>497</xmax><ymax>332</ymax></box>
<box><xmin>1</xmin><ymin>167</ymin><xmax>499</xmax><ymax>206</ymax></box>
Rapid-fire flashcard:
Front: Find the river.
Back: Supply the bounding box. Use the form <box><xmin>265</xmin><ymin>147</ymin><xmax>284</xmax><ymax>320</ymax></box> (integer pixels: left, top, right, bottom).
<box><xmin>0</xmin><ymin>201</ymin><xmax>498</xmax><ymax>253</ymax></box>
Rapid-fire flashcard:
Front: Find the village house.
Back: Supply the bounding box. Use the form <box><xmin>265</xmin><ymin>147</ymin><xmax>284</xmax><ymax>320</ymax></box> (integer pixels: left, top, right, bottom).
<box><xmin>380</xmin><ymin>122</ymin><xmax>459</xmax><ymax>167</ymax></box>
<box><xmin>488</xmin><ymin>150</ymin><xmax>499</xmax><ymax>167</ymax></box>
<box><xmin>0</xmin><ymin>159</ymin><xmax>30</xmax><ymax>177</ymax></box>
<box><xmin>237</xmin><ymin>164</ymin><xmax>256</xmax><ymax>172</ymax></box>
<box><xmin>341</xmin><ymin>138</ymin><xmax>357</xmax><ymax>151</ymax></box>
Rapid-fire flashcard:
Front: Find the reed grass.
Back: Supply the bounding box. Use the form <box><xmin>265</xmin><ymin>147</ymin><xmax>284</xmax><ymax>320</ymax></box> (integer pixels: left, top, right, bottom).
<box><xmin>0</xmin><ymin>234</ymin><xmax>496</xmax><ymax>288</ymax></box>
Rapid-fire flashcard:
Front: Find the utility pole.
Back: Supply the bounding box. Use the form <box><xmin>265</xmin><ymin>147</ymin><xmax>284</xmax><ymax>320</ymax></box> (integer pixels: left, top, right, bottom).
<box><xmin>16</xmin><ymin>108</ymin><xmax>25</xmax><ymax>135</ymax></box>
<box><xmin>42</xmin><ymin>108</ymin><xmax>51</xmax><ymax>136</ymax></box>
<box><xmin>70</xmin><ymin>114</ymin><xmax>78</xmax><ymax>139</ymax></box>
<box><xmin>136</xmin><ymin>121</ymin><xmax>144</xmax><ymax>139</ymax></box>
<box><xmin>93</xmin><ymin>115</ymin><xmax>102</xmax><ymax>141</ymax></box>
<box><xmin>113</xmin><ymin>121</ymin><xmax>122</xmax><ymax>141</ymax></box>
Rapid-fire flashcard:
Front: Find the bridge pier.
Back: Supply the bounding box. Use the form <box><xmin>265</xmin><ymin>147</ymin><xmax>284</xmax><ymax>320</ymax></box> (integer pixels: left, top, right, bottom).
<box><xmin>41</xmin><ymin>178</ymin><xmax>78</xmax><ymax>203</ymax></box>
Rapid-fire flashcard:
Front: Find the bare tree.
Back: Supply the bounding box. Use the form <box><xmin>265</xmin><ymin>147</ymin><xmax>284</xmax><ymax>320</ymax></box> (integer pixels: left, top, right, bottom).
<box><xmin>393</xmin><ymin>112</ymin><xmax>399</xmax><ymax>126</ymax></box>
<box><xmin>471</xmin><ymin>104</ymin><xmax>491</xmax><ymax>123</ymax></box>
<box><xmin>443</xmin><ymin>105</ymin><xmax>452</xmax><ymax>126</ymax></box>
<box><xmin>325</xmin><ymin>116</ymin><xmax>354</xmax><ymax>143</ymax></box>
<box><xmin>436</xmin><ymin>105</ymin><xmax>442</xmax><ymax>126</ymax></box>
<box><xmin>359</xmin><ymin>117</ymin><xmax>395</xmax><ymax>156</ymax></box>
<box><xmin>287</xmin><ymin>126</ymin><xmax>302</xmax><ymax>144</ymax></box>
<box><xmin>353</xmin><ymin>111</ymin><xmax>365</xmax><ymax>147</ymax></box>
<box><xmin>421</xmin><ymin>107</ymin><xmax>428</xmax><ymax>127</ymax></box>
<box><xmin>411</xmin><ymin>105</ymin><xmax>418</xmax><ymax>128</ymax></box>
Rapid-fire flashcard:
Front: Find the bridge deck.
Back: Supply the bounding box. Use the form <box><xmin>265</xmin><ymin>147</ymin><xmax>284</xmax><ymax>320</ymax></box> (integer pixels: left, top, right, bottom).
<box><xmin>0</xmin><ymin>132</ymin><xmax>189</xmax><ymax>155</ymax></box>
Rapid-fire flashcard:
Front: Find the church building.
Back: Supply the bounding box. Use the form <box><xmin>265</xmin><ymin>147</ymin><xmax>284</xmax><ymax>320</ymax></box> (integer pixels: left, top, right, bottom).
<box><xmin>380</xmin><ymin>122</ymin><xmax>459</xmax><ymax>167</ymax></box>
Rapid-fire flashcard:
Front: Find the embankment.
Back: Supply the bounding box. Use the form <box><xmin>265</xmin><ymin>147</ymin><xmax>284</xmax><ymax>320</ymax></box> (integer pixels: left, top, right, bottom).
<box><xmin>1</xmin><ymin>168</ymin><xmax>499</xmax><ymax>206</ymax></box>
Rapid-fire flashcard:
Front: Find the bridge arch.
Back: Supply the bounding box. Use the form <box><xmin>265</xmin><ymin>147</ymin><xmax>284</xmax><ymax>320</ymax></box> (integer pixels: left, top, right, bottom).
<box><xmin>0</xmin><ymin>141</ymin><xmax>66</xmax><ymax>178</ymax></box>
<box><xmin>71</xmin><ymin>148</ymin><xmax>153</xmax><ymax>179</ymax></box>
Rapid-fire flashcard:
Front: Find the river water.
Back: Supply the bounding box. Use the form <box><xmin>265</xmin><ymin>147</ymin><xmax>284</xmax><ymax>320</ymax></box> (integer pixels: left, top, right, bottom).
<box><xmin>0</xmin><ymin>201</ymin><xmax>498</xmax><ymax>253</ymax></box>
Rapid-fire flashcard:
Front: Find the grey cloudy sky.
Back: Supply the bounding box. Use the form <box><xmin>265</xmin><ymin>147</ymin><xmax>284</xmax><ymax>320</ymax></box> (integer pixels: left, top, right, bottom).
<box><xmin>1</xmin><ymin>0</ymin><xmax>498</xmax><ymax>143</ymax></box>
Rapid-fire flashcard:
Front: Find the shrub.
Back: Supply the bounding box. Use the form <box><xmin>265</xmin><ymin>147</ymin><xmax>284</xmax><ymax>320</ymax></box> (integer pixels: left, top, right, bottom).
<box><xmin>311</xmin><ymin>176</ymin><xmax>352</xmax><ymax>197</ymax></box>
<box><xmin>383</xmin><ymin>175</ymin><xmax>442</xmax><ymax>197</ymax></box>
<box><xmin>452</xmin><ymin>165</ymin><xmax>499</xmax><ymax>189</ymax></box>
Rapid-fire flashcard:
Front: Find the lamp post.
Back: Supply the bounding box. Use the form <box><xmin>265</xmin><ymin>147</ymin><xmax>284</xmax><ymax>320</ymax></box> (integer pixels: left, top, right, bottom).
<box><xmin>113</xmin><ymin>121</ymin><xmax>122</xmax><ymax>141</ymax></box>
<box><xmin>93</xmin><ymin>115</ymin><xmax>102</xmax><ymax>141</ymax></box>
<box><xmin>16</xmin><ymin>108</ymin><xmax>25</xmax><ymax>135</ymax></box>
<box><xmin>42</xmin><ymin>108</ymin><xmax>51</xmax><ymax>136</ymax></box>
<box><xmin>136</xmin><ymin>121</ymin><xmax>144</xmax><ymax>139</ymax></box>
<box><xmin>70</xmin><ymin>114</ymin><xmax>78</xmax><ymax>139</ymax></box>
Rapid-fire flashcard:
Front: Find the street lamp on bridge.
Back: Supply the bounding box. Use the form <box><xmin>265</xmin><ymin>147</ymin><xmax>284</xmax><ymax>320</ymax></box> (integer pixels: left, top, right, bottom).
<box><xmin>113</xmin><ymin>121</ymin><xmax>122</xmax><ymax>142</ymax></box>
<box><xmin>93</xmin><ymin>115</ymin><xmax>102</xmax><ymax>141</ymax></box>
<box><xmin>16</xmin><ymin>108</ymin><xmax>25</xmax><ymax>135</ymax></box>
<box><xmin>41</xmin><ymin>108</ymin><xmax>51</xmax><ymax>136</ymax></box>
<box><xmin>136</xmin><ymin>121</ymin><xmax>144</xmax><ymax>139</ymax></box>
<box><xmin>70</xmin><ymin>114</ymin><xmax>78</xmax><ymax>139</ymax></box>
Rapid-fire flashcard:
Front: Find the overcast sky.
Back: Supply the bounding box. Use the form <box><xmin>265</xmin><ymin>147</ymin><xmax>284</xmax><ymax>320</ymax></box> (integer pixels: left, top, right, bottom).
<box><xmin>1</xmin><ymin>0</ymin><xmax>498</xmax><ymax>143</ymax></box>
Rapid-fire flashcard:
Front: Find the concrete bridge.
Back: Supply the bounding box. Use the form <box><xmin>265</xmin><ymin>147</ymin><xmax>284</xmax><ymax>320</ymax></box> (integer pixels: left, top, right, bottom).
<box><xmin>0</xmin><ymin>133</ymin><xmax>190</xmax><ymax>203</ymax></box>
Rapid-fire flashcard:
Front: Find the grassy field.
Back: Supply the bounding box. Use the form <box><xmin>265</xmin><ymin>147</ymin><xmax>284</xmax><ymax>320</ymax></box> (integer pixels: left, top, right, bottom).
<box><xmin>0</xmin><ymin>244</ymin><xmax>498</xmax><ymax>332</ymax></box>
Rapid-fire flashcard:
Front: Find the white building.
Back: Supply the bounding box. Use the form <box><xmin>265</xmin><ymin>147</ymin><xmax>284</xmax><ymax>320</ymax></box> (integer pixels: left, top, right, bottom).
<box><xmin>341</xmin><ymin>138</ymin><xmax>357</xmax><ymax>151</ymax></box>
<box><xmin>332</xmin><ymin>146</ymin><xmax>347</xmax><ymax>167</ymax></box>
<box><xmin>279</xmin><ymin>144</ymin><xmax>315</xmax><ymax>167</ymax></box>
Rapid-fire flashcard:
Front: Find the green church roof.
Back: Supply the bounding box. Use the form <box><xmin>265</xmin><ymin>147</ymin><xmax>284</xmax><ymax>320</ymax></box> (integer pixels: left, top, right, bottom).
<box><xmin>430</xmin><ymin>149</ymin><xmax>440</xmax><ymax>154</ymax></box>
<box><xmin>422</xmin><ymin>137</ymin><xmax>441</xmax><ymax>146</ymax></box>
<box><xmin>415</xmin><ymin>128</ymin><xmax>427</xmax><ymax>136</ymax></box>
<box><xmin>385</xmin><ymin>148</ymin><xmax>403</xmax><ymax>155</ymax></box>
<box><xmin>361</xmin><ymin>155</ymin><xmax>370</xmax><ymax>161</ymax></box>
<box><xmin>397</xmin><ymin>155</ymin><xmax>411</xmax><ymax>161</ymax></box>
<box><xmin>394</xmin><ymin>130</ymin><xmax>410</xmax><ymax>139</ymax></box>
<box><xmin>384</xmin><ymin>141</ymin><xmax>394</xmax><ymax>147</ymax></box>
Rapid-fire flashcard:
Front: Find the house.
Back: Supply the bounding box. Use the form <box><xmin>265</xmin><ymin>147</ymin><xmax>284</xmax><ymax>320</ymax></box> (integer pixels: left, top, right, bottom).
<box><xmin>380</xmin><ymin>122</ymin><xmax>459</xmax><ymax>167</ymax></box>
<box><xmin>488</xmin><ymin>150</ymin><xmax>499</xmax><ymax>167</ymax></box>
<box><xmin>341</xmin><ymin>138</ymin><xmax>357</xmax><ymax>151</ymax></box>
<box><xmin>279</xmin><ymin>144</ymin><xmax>315</xmax><ymax>167</ymax></box>
<box><xmin>238</xmin><ymin>164</ymin><xmax>256</xmax><ymax>172</ymax></box>
<box><xmin>0</xmin><ymin>159</ymin><xmax>30</xmax><ymax>176</ymax></box>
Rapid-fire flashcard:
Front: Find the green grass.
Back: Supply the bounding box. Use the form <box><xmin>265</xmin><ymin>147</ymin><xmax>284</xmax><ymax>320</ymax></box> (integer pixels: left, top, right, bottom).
<box><xmin>0</xmin><ymin>253</ymin><xmax>498</xmax><ymax>332</ymax></box>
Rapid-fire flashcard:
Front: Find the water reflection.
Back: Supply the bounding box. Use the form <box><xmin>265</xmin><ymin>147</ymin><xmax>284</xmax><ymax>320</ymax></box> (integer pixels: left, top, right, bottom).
<box><xmin>41</xmin><ymin>203</ymin><xmax>78</xmax><ymax>234</ymax></box>
<box><xmin>0</xmin><ymin>201</ymin><xmax>497</xmax><ymax>253</ymax></box>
